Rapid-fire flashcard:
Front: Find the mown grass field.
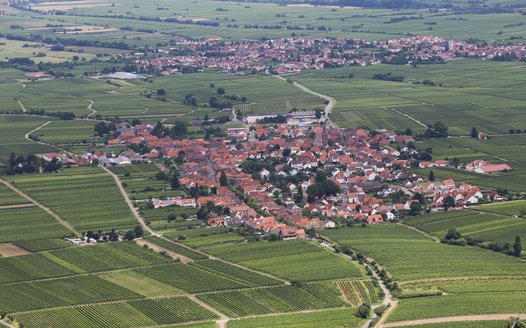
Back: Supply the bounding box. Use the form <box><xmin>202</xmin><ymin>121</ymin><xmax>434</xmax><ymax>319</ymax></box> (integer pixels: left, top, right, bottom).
<box><xmin>9</xmin><ymin>167</ymin><xmax>137</xmax><ymax>231</ymax></box>
<box><xmin>205</xmin><ymin>239</ymin><xmax>365</xmax><ymax>282</ymax></box>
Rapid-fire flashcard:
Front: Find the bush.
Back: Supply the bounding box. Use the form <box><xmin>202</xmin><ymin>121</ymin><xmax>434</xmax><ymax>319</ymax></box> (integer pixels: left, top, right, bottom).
<box><xmin>356</xmin><ymin>303</ymin><xmax>371</xmax><ymax>319</ymax></box>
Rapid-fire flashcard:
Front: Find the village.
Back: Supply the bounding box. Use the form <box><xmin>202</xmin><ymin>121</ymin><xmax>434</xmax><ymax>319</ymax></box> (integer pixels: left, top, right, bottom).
<box><xmin>35</xmin><ymin>120</ymin><xmax>512</xmax><ymax>241</ymax></box>
<box><xmin>130</xmin><ymin>35</ymin><xmax>526</xmax><ymax>75</ymax></box>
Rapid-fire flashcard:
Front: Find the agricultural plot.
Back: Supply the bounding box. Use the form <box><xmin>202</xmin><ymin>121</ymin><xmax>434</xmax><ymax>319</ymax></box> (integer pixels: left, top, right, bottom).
<box><xmin>10</xmin><ymin>167</ymin><xmax>137</xmax><ymax>231</ymax></box>
<box><xmin>190</xmin><ymin>260</ymin><xmax>282</xmax><ymax>287</ymax></box>
<box><xmin>0</xmin><ymin>253</ymin><xmax>75</xmax><ymax>284</ymax></box>
<box><xmin>0</xmin><ymin>275</ymin><xmax>141</xmax><ymax>313</ymax></box>
<box><xmin>99</xmin><ymin>270</ymin><xmax>184</xmax><ymax>297</ymax></box>
<box><xmin>13</xmin><ymin>296</ymin><xmax>217</xmax><ymax>328</ymax></box>
<box><xmin>144</xmin><ymin>236</ymin><xmax>208</xmax><ymax>260</ymax></box>
<box><xmin>335</xmin><ymin>280</ymin><xmax>380</xmax><ymax>306</ymax></box>
<box><xmin>48</xmin><ymin>242</ymin><xmax>171</xmax><ymax>273</ymax></box>
<box><xmin>323</xmin><ymin>225</ymin><xmax>526</xmax><ymax>282</ymax></box>
<box><xmin>13</xmin><ymin>238</ymin><xmax>71</xmax><ymax>252</ymax></box>
<box><xmin>135</xmin><ymin>262</ymin><xmax>247</xmax><ymax>293</ymax></box>
<box><xmin>35</xmin><ymin>120</ymin><xmax>96</xmax><ymax>145</ymax></box>
<box><xmin>395</xmin><ymin>323</ymin><xmax>503</xmax><ymax>328</ymax></box>
<box><xmin>0</xmin><ymin>206</ymin><xmax>71</xmax><ymax>243</ymax></box>
<box><xmin>0</xmin><ymin>115</ymin><xmax>56</xmax><ymax>163</ymax></box>
<box><xmin>235</xmin><ymin>97</ymin><xmax>325</xmax><ymax>115</ymax></box>
<box><xmin>205</xmin><ymin>239</ymin><xmax>365</xmax><ymax>282</ymax></box>
<box><xmin>404</xmin><ymin>210</ymin><xmax>526</xmax><ymax>250</ymax></box>
<box><xmin>0</xmin><ymin>183</ymin><xmax>30</xmax><ymax>206</ymax></box>
<box><xmin>179</xmin><ymin>233</ymin><xmax>246</xmax><ymax>248</ymax></box>
<box><xmin>198</xmin><ymin>283</ymin><xmax>347</xmax><ymax>317</ymax></box>
<box><xmin>417</xmin><ymin>135</ymin><xmax>526</xmax><ymax>193</ymax></box>
<box><xmin>476</xmin><ymin>200</ymin><xmax>526</xmax><ymax>217</ymax></box>
<box><xmin>292</xmin><ymin>60</ymin><xmax>526</xmax><ymax>135</ymax></box>
<box><xmin>227</xmin><ymin>308</ymin><xmax>363</xmax><ymax>328</ymax></box>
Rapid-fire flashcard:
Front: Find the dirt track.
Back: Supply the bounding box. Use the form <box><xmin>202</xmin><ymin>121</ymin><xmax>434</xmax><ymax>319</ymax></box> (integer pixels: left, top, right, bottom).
<box><xmin>379</xmin><ymin>313</ymin><xmax>526</xmax><ymax>327</ymax></box>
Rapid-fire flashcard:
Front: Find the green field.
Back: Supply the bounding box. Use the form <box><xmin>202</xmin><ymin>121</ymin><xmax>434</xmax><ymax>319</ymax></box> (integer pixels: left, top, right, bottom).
<box><xmin>323</xmin><ymin>224</ymin><xmax>526</xmax><ymax>282</ymax></box>
<box><xmin>404</xmin><ymin>210</ymin><xmax>526</xmax><ymax>250</ymax></box>
<box><xmin>205</xmin><ymin>239</ymin><xmax>365</xmax><ymax>282</ymax></box>
<box><xmin>227</xmin><ymin>308</ymin><xmax>363</xmax><ymax>328</ymax></box>
<box><xmin>0</xmin><ymin>183</ymin><xmax>30</xmax><ymax>206</ymax></box>
<box><xmin>9</xmin><ymin>167</ymin><xmax>137</xmax><ymax>231</ymax></box>
<box><xmin>0</xmin><ymin>206</ymin><xmax>72</xmax><ymax>243</ymax></box>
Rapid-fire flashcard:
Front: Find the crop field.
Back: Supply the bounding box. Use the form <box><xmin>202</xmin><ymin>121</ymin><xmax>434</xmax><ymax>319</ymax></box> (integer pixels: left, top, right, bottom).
<box><xmin>0</xmin><ymin>252</ymin><xmax>75</xmax><ymax>283</ymax></box>
<box><xmin>335</xmin><ymin>280</ymin><xmax>379</xmax><ymax>306</ymax></box>
<box><xmin>143</xmin><ymin>236</ymin><xmax>209</xmax><ymax>260</ymax></box>
<box><xmin>135</xmin><ymin>262</ymin><xmax>248</xmax><ymax>293</ymax></box>
<box><xmin>21</xmin><ymin>0</ymin><xmax>525</xmax><ymax>43</ymax></box>
<box><xmin>292</xmin><ymin>60</ymin><xmax>526</xmax><ymax>135</ymax></box>
<box><xmin>476</xmin><ymin>200</ymin><xmax>526</xmax><ymax>216</ymax></box>
<box><xmin>0</xmin><ymin>183</ymin><xmax>30</xmax><ymax>206</ymax></box>
<box><xmin>205</xmin><ymin>239</ymin><xmax>365</xmax><ymax>282</ymax></box>
<box><xmin>0</xmin><ymin>115</ymin><xmax>56</xmax><ymax>163</ymax></box>
<box><xmin>397</xmin><ymin>323</ymin><xmax>503</xmax><ymax>328</ymax></box>
<box><xmin>0</xmin><ymin>206</ymin><xmax>71</xmax><ymax>243</ymax></box>
<box><xmin>0</xmin><ymin>275</ymin><xmax>142</xmax><ymax>313</ymax></box>
<box><xmin>48</xmin><ymin>242</ymin><xmax>171</xmax><ymax>272</ymax></box>
<box><xmin>12</xmin><ymin>296</ymin><xmax>218</xmax><ymax>328</ymax></box>
<box><xmin>13</xmin><ymin>238</ymin><xmax>71</xmax><ymax>252</ymax></box>
<box><xmin>179</xmin><ymin>233</ymin><xmax>246</xmax><ymax>248</ymax></box>
<box><xmin>235</xmin><ymin>97</ymin><xmax>325</xmax><ymax>115</ymax></box>
<box><xmin>35</xmin><ymin>120</ymin><xmax>96</xmax><ymax>145</ymax></box>
<box><xmin>10</xmin><ymin>167</ymin><xmax>137</xmax><ymax>231</ymax></box>
<box><xmin>99</xmin><ymin>270</ymin><xmax>184</xmax><ymax>297</ymax></box>
<box><xmin>404</xmin><ymin>210</ymin><xmax>526</xmax><ymax>250</ymax></box>
<box><xmin>323</xmin><ymin>225</ymin><xmax>526</xmax><ymax>282</ymax></box>
<box><xmin>197</xmin><ymin>283</ymin><xmax>347</xmax><ymax>317</ymax></box>
<box><xmin>191</xmin><ymin>260</ymin><xmax>282</xmax><ymax>287</ymax></box>
<box><xmin>227</xmin><ymin>308</ymin><xmax>362</xmax><ymax>328</ymax></box>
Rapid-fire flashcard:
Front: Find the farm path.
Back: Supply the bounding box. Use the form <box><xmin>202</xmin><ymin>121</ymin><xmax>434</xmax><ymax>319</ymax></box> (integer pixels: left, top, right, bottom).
<box><xmin>187</xmin><ymin>295</ymin><xmax>229</xmax><ymax>321</ymax></box>
<box><xmin>86</xmin><ymin>98</ymin><xmax>96</xmax><ymax>118</ymax></box>
<box><xmin>387</xmin><ymin>107</ymin><xmax>428</xmax><ymax>128</ymax></box>
<box><xmin>0</xmin><ymin>178</ymin><xmax>81</xmax><ymax>237</ymax></box>
<box><xmin>17</xmin><ymin>99</ymin><xmax>27</xmax><ymax>112</ymax></box>
<box><xmin>315</xmin><ymin>237</ymin><xmax>396</xmax><ymax>328</ymax></box>
<box><xmin>378</xmin><ymin>313</ymin><xmax>526</xmax><ymax>327</ymax></box>
<box><xmin>0</xmin><ymin>203</ymin><xmax>35</xmax><ymax>210</ymax></box>
<box><xmin>0</xmin><ymin>319</ymin><xmax>16</xmax><ymax>328</ymax></box>
<box><xmin>99</xmin><ymin>165</ymin><xmax>159</xmax><ymax>237</ymax></box>
<box><xmin>399</xmin><ymin>223</ymin><xmax>440</xmax><ymax>243</ymax></box>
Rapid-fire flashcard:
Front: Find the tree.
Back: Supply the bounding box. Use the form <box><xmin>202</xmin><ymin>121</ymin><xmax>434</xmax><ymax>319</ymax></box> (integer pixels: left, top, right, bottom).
<box><xmin>434</xmin><ymin>121</ymin><xmax>448</xmax><ymax>137</ymax></box>
<box><xmin>171</xmin><ymin>121</ymin><xmax>188</xmax><ymax>136</ymax></box>
<box><xmin>267</xmin><ymin>233</ymin><xmax>279</xmax><ymax>241</ymax></box>
<box><xmin>171</xmin><ymin>174</ymin><xmax>180</xmax><ymax>190</ymax></box>
<box><xmin>356</xmin><ymin>303</ymin><xmax>371</xmax><ymax>319</ymax></box>
<box><xmin>294</xmin><ymin>186</ymin><xmax>303</xmax><ymax>204</ymax></box>
<box><xmin>157</xmin><ymin>89</ymin><xmax>166</xmax><ymax>96</ymax></box>
<box><xmin>404</xmin><ymin>127</ymin><xmax>413</xmax><ymax>136</ymax></box>
<box><xmin>513</xmin><ymin>235</ymin><xmax>522</xmax><ymax>257</ymax></box>
<box><xmin>124</xmin><ymin>230</ymin><xmax>136</xmax><ymax>241</ymax></box>
<box><xmin>134</xmin><ymin>225</ymin><xmax>144</xmax><ymax>238</ymax></box>
<box><xmin>444</xmin><ymin>228</ymin><xmax>461</xmax><ymax>240</ymax></box>
<box><xmin>217</xmin><ymin>87</ymin><xmax>225</xmax><ymax>95</ymax></box>
<box><xmin>219</xmin><ymin>171</ymin><xmax>228</xmax><ymax>186</ymax></box>
<box><xmin>471</xmin><ymin>126</ymin><xmax>478</xmax><ymax>138</ymax></box>
<box><xmin>409</xmin><ymin>201</ymin><xmax>421</xmax><ymax>216</ymax></box>
<box><xmin>444</xmin><ymin>195</ymin><xmax>456</xmax><ymax>209</ymax></box>
<box><xmin>428</xmin><ymin>170</ymin><xmax>435</xmax><ymax>182</ymax></box>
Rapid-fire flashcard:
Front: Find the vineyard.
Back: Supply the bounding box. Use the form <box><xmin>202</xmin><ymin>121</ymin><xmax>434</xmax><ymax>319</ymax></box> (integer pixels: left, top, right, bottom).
<box><xmin>13</xmin><ymin>296</ymin><xmax>218</xmax><ymax>328</ymax></box>
<box><xmin>190</xmin><ymin>260</ymin><xmax>282</xmax><ymax>287</ymax></box>
<box><xmin>144</xmin><ymin>236</ymin><xmax>208</xmax><ymax>260</ymax></box>
<box><xmin>48</xmin><ymin>242</ymin><xmax>171</xmax><ymax>272</ymax></box>
<box><xmin>235</xmin><ymin>97</ymin><xmax>325</xmax><ymax>114</ymax></box>
<box><xmin>135</xmin><ymin>263</ymin><xmax>247</xmax><ymax>293</ymax></box>
<box><xmin>0</xmin><ymin>253</ymin><xmax>75</xmax><ymax>284</ymax></box>
<box><xmin>335</xmin><ymin>280</ymin><xmax>379</xmax><ymax>306</ymax></box>
<box><xmin>197</xmin><ymin>283</ymin><xmax>347</xmax><ymax>317</ymax></box>
<box><xmin>13</xmin><ymin>239</ymin><xmax>71</xmax><ymax>252</ymax></box>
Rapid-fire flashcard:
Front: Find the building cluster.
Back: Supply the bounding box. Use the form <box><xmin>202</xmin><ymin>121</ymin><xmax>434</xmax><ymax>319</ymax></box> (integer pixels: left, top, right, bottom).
<box><xmin>130</xmin><ymin>35</ymin><xmax>526</xmax><ymax>75</ymax></box>
<box><xmin>92</xmin><ymin>121</ymin><xmax>512</xmax><ymax>239</ymax></box>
